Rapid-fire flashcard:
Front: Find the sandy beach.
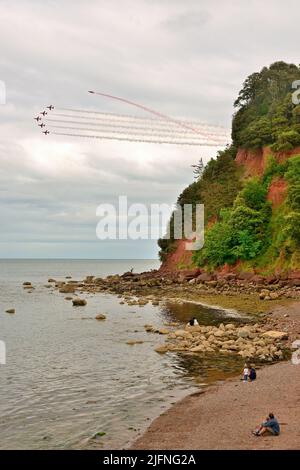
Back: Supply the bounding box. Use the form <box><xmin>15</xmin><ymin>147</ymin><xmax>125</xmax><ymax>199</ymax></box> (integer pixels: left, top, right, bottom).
<box><xmin>132</xmin><ymin>302</ymin><xmax>300</xmax><ymax>450</ymax></box>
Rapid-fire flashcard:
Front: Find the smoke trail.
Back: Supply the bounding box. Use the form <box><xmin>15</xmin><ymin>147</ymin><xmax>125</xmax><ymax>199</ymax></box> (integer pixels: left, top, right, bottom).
<box><xmin>51</xmin><ymin>111</ymin><xmax>228</xmax><ymax>135</ymax></box>
<box><xmin>46</xmin><ymin>119</ymin><xmax>229</xmax><ymax>141</ymax></box>
<box><xmin>48</xmin><ymin>124</ymin><xmax>227</xmax><ymax>143</ymax></box>
<box><xmin>56</xmin><ymin>107</ymin><xmax>227</xmax><ymax>131</ymax></box>
<box><xmin>51</xmin><ymin>131</ymin><xmax>228</xmax><ymax>147</ymax></box>
<box><xmin>88</xmin><ymin>91</ymin><xmax>218</xmax><ymax>135</ymax></box>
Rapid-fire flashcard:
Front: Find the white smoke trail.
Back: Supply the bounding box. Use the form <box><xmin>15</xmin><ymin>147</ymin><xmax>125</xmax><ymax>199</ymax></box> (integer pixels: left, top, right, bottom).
<box><xmin>54</xmin><ymin>108</ymin><xmax>227</xmax><ymax>133</ymax></box>
<box><xmin>46</xmin><ymin>119</ymin><xmax>229</xmax><ymax>141</ymax></box>
<box><xmin>48</xmin><ymin>114</ymin><xmax>227</xmax><ymax>136</ymax></box>
<box><xmin>48</xmin><ymin>124</ymin><xmax>227</xmax><ymax>143</ymax></box>
<box><xmin>51</xmin><ymin>131</ymin><xmax>228</xmax><ymax>147</ymax></box>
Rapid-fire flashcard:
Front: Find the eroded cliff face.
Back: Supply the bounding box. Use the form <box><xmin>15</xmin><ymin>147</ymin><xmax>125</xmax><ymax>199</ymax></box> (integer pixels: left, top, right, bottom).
<box><xmin>159</xmin><ymin>239</ymin><xmax>194</xmax><ymax>273</ymax></box>
<box><xmin>160</xmin><ymin>146</ymin><xmax>300</xmax><ymax>274</ymax></box>
<box><xmin>235</xmin><ymin>146</ymin><xmax>300</xmax><ymax>177</ymax></box>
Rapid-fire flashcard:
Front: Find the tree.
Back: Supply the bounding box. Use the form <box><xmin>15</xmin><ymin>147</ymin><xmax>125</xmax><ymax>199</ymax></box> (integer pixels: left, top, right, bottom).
<box><xmin>191</xmin><ymin>158</ymin><xmax>204</xmax><ymax>180</ymax></box>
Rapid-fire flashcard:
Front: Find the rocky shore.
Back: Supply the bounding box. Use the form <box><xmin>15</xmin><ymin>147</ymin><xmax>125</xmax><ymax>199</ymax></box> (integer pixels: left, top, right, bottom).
<box><xmin>47</xmin><ymin>268</ymin><xmax>300</xmax><ymax>312</ymax></box>
<box><xmin>36</xmin><ymin>270</ymin><xmax>300</xmax><ymax>449</ymax></box>
<box><xmin>130</xmin><ymin>301</ymin><xmax>300</xmax><ymax>450</ymax></box>
<box><xmin>39</xmin><ymin>268</ymin><xmax>300</xmax><ymax>365</ymax></box>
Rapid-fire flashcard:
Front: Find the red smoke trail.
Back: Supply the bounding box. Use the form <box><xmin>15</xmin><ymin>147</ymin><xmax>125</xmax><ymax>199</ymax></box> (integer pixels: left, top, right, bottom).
<box><xmin>88</xmin><ymin>91</ymin><xmax>209</xmax><ymax>135</ymax></box>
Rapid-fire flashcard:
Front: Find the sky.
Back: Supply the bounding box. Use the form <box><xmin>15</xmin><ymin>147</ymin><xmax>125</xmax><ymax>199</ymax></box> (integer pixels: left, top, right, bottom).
<box><xmin>0</xmin><ymin>0</ymin><xmax>299</xmax><ymax>259</ymax></box>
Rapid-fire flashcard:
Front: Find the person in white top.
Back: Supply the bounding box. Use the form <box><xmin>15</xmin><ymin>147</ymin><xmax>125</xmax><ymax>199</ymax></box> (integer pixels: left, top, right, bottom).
<box><xmin>243</xmin><ymin>363</ymin><xmax>249</xmax><ymax>381</ymax></box>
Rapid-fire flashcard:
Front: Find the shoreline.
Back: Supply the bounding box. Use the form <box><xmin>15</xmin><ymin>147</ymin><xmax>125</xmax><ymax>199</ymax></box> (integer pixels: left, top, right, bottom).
<box><xmin>131</xmin><ymin>301</ymin><xmax>300</xmax><ymax>450</ymax></box>
<box><xmin>44</xmin><ymin>271</ymin><xmax>299</xmax><ymax>449</ymax></box>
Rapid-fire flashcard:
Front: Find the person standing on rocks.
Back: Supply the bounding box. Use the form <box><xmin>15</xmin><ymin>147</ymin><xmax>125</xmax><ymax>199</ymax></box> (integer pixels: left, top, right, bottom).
<box><xmin>243</xmin><ymin>363</ymin><xmax>249</xmax><ymax>381</ymax></box>
<box><xmin>252</xmin><ymin>413</ymin><xmax>280</xmax><ymax>436</ymax></box>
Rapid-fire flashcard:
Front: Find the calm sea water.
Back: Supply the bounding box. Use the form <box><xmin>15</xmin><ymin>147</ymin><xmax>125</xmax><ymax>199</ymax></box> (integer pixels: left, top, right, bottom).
<box><xmin>0</xmin><ymin>259</ymin><xmax>245</xmax><ymax>449</ymax></box>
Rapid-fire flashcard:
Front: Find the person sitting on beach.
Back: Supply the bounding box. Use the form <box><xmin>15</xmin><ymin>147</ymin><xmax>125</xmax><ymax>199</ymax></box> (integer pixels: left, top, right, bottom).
<box><xmin>242</xmin><ymin>363</ymin><xmax>249</xmax><ymax>381</ymax></box>
<box><xmin>252</xmin><ymin>413</ymin><xmax>280</xmax><ymax>436</ymax></box>
<box><xmin>249</xmin><ymin>366</ymin><xmax>256</xmax><ymax>381</ymax></box>
<box><xmin>188</xmin><ymin>317</ymin><xmax>199</xmax><ymax>326</ymax></box>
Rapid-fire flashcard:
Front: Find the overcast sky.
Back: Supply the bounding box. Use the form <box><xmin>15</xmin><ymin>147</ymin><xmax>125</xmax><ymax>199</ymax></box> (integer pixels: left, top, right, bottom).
<box><xmin>0</xmin><ymin>0</ymin><xmax>299</xmax><ymax>259</ymax></box>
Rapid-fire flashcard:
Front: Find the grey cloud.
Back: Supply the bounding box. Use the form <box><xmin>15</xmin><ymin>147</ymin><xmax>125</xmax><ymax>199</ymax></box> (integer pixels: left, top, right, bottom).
<box><xmin>0</xmin><ymin>0</ymin><xmax>299</xmax><ymax>258</ymax></box>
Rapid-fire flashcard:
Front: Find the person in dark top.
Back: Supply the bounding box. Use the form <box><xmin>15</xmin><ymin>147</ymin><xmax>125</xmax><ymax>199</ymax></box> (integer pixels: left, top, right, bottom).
<box><xmin>252</xmin><ymin>413</ymin><xmax>280</xmax><ymax>436</ymax></box>
<box><xmin>249</xmin><ymin>366</ymin><xmax>256</xmax><ymax>381</ymax></box>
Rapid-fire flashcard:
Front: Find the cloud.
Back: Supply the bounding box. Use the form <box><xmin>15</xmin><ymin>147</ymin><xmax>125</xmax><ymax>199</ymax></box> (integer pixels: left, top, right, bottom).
<box><xmin>0</xmin><ymin>0</ymin><xmax>299</xmax><ymax>258</ymax></box>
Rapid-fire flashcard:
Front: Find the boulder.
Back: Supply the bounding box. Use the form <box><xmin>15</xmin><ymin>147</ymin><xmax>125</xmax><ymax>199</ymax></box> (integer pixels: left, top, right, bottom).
<box><xmin>126</xmin><ymin>340</ymin><xmax>143</xmax><ymax>345</ymax></box>
<box><xmin>190</xmin><ymin>345</ymin><xmax>205</xmax><ymax>352</ymax></box>
<box><xmin>5</xmin><ymin>308</ymin><xmax>15</xmax><ymax>314</ymax></box>
<box><xmin>72</xmin><ymin>298</ymin><xmax>87</xmax><ymax>307</ymax></box>
<box><xmin>174</xmin><ymin>329</ymin><xmax>190</xmax><ymax>338</ymax></box>
<box><xmin>95</xmin><ymin>313</ymin><xmax>106</xmax><ymax>320</ymax></box>
<box><xmin>213</xmin><ymin>330</ymin><xmax>225</xmax><ymax>338</ymax></box>
<box><xmin>158</xmin><ymin>328</ymin><xmax>169</xmax><ymax>335</ymax></box>
<box><xmin>197</xmin><ymin>273</ymin><xmax>214</xmax><ymax>282</ymax></box>
<box><xmin>237</xmin><ymin>327</ymin><xmax>251</xmax><ymax>339</ymax></box>
<box><xmin>59</xmin><ymin>285</ymin><xmax>76</xmax><ymax>294</ymax></box>
<box><xmin>185</xmin><ymin>324</ymin><xmax>201</xmax><ymax>332</ymax></box>
<box><xmin>269</xmin><ymin>292</ymin><xmax>279</xmax><ymax>300</ymax></box>
<box><xmin>225</xmin><ymin>323</ymin><xmax>235</xmax><ymax>330</ymax></box>
<box><xmin>144</xmin><ymin>324</ymin><xmax>154</xmax><ymax>332</ymax></box>
<box><xmin>262</xmin><ymin>330</ymin><xmax>288</xmax><ymax>340</ymax></box>
<box><xmin>154</xmin><ymin>344</ymin><xmax>169</xmax><ymax>353</ymax></box>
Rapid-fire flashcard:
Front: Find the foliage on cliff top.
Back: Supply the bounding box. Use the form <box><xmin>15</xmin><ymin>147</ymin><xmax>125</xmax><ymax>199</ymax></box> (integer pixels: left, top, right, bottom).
<box><xmin>158</xmin><ymin>62</ymin><xmax>300</xmax><ymax>272</ymax></box>
<box><xmin>232</xmin><ymin>61</ymin><xmax>300</xmax><ymax>151</ymax></box>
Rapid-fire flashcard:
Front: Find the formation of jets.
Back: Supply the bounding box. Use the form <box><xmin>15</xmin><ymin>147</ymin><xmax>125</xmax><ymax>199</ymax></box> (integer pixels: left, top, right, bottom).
<box><xmin>33</xmin><ymin>105</ymin><xmax>54</xmax><ymax>135</ymax></box>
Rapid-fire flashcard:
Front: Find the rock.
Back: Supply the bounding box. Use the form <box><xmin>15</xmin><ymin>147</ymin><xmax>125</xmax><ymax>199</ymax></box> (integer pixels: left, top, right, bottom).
<box><xmin>190</xmin><ymin>345</ymin><xmax>205</xmax><ymax>352</ymax></box>
<box><xmin>65</xmin><ymin>296</ymin><xmax>73</xmax><ymax>301</ymax></box>
<box><xmin>23</xmin><ymin>281</ymin><xmax>32</xmax><ymax>286</ymax></box>
<box><xmin>59</xmin><ymin>285</ymin><xmax>76</xmax><ymax>294</ymax></box>
<box><xmin>197</xmin><ymin>273</ymin><xmax>214</xmax><ymax>282</ymax></box>
<box><xmin>262</xmin><ymin>330</ymin><xmax>288</xmax><ymax>340</ymax></box>
<box><xmin>213</xmin><ymin>330</ymin><xmax>225</xmax><ymax>338</ymax></box>
<box><xmin>178</xmin><ymin>269</ymin><xmax>201</xmax><ymax>282</ymax></box>
<box><xmin>185</xmin><ymin>324</ymin><xmax>201</xmax><ymax>332</ymax></box>
<box><xmin>5</xmin><ymin>308</ymin><xmax>15</xmax><ymax>314</ymax></box>
<box><xmin>155</xmin><ymin>344</ymin><xmax>169</xmax><ymax>353</ymax></box>
<box><xmin>237</xmin><ymin>327</ymin><xmax>251</xmax><ymax>339</ymax></box>
<box><xmin>174</xmin><ymin>329</ymin><xmax>190</xmax><ymax>338</ymax></box>
<box><xmin>225</xmin><ymin>323</ymin><xmax>235</xmax><ymax>330</ymax></box>
<box><xmin>144</xmin><ymin>324</ymin><xmax>154</xmax><ymax>332</ymax></box>
<box><xmin>269</xmin><ymin>292</ymin><xmax>279</xmax><ymax>300</ymax></box>
<box><xmin>152</xmin><ymin>300</ymin><xmax>159</xmax><ymax>306</ymax></box>
<box><xmin>72</xmin><ymin>298</ymin><xmax>87</xmax><ymax>307</ymax></box>
<box><xmin>158</xmin><ymin>328</ymin><xmax>169</xmax><ymax>335</ymax></box>
<box><xmin>95</xmin><ymin>313</ymin><xmax>106</xmax><ymax>320</ymax></box>
<box><xmin>48</xmin><ymin>278</ymin><xmax>56</xmax><ymax>283</ymax></box>
<box><xmin>126</xmin><ymin>340</ymin><xmax>144</xmax><ymax>345</ymax></box>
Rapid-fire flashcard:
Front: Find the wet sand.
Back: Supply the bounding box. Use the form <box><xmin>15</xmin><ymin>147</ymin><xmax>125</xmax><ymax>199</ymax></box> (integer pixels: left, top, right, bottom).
<box><xmin>132</xmin><ymin>302</ymin><xmax>300</xmax><ymax>450</ymax></box>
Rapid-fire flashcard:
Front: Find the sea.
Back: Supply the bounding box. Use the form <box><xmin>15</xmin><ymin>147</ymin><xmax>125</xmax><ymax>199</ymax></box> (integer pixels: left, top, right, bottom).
<box><xmin>0</xmin><ymin>259</ymin><xmax>246</xmax><ymax>449</ymax></box>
